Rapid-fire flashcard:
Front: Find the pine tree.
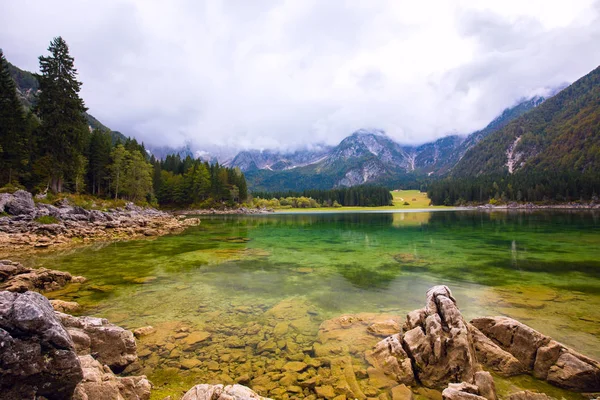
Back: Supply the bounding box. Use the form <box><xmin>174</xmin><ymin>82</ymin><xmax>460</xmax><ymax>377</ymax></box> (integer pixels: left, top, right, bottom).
<box><xmin>87</xmin><ymin>129</ymin><xmax>112</xmax><ymax>195</ymax></box>
<box><xmin>35</xmin><ymin>37</ymin><xmax>88</xmax><ymax>192</ymax></box>
<box><xmin>0</xmin><ymin>50</ymin><xmax>27</xmax><ymax>185</ymax></box>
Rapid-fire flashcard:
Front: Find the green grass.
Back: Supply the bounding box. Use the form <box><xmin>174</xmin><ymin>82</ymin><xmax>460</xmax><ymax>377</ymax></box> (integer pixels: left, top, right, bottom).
<box><xmin>35</xmin><ymin>215</ymin><xmax>59</xmax><ymax>224</ymax></box>
<box><xmin>275</xmin><ymin>190</ymin><xmax>447</xmax><ymax>212</ymax></box>
<box><xmin>35</xmin><ymin>193</ymin><xmax>129</xmax><ymax>211</ymax></box>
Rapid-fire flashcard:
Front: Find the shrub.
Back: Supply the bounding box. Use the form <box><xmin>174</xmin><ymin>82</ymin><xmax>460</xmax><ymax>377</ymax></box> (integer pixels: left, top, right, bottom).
<box><xmin>35</xmin><ymin>215</ymin><xmax>59</xmax><ymax>224</ymax></box>
<box><xmin>0</xmin><ymin>183</ymin><xmax>26</xmax><ymax>194</ymax></box>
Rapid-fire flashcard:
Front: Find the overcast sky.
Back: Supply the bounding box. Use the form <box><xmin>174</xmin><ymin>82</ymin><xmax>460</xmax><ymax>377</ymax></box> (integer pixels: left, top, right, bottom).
<box><xmin>2</xmin><ymin>0</ymin><xmax>600</xmax><ymax>152</ymax></box>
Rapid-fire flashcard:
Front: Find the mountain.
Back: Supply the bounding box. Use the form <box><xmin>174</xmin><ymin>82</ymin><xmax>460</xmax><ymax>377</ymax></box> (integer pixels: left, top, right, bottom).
<box><xmin>239</xmin><ymin>93</ymin><xmax>558</xmax><ymax>191</ymax></box>
<box><xmin>7</xmin><ymin>61</ymin><xmax>127</xmax><ymax>144</ymax></box>
<box><xmin>227</xmin><ymin>145</ymin><xmax>331</xmax><ymax>171</ymax></box>
<box><xmin>452</xmin><ymin>66</ymin><xmax>599</xmax><ymax>177</ymax></box>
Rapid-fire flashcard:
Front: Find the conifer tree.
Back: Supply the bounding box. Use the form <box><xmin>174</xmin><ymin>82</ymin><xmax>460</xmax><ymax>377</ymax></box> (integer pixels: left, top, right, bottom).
<box><xmin>0</xmin><ymin>50</ymin><xmax>27</xmax><ymax>185</ymax></box>
<box><xmin>35</xmin><ymin>37</ymin><xmax>88</xmax><ymax>192</ymax></box>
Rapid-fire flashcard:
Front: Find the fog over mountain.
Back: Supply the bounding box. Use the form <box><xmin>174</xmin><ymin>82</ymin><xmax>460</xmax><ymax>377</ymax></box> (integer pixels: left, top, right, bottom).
<box><xmin>2</xmin><ymin>1</ymin><xmax>600</xmax><ymax>152</ymax></box>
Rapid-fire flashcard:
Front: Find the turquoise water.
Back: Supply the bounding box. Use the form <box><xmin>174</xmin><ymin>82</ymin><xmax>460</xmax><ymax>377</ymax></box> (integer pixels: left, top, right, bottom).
<box><xmin>22</xmin><ymin>210</ymin><xmax>600</xmax><ymax>399</ymax></box>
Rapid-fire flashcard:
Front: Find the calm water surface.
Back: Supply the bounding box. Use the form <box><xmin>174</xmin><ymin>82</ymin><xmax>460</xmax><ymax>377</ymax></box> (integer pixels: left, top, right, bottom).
<box><xmin>22</xmin><ymin>210</ymin><xmax>600</xmax><ymax>399</ymax></box>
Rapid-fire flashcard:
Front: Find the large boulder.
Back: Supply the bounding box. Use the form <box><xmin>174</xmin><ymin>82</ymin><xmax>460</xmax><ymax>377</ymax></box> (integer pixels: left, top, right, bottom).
<box><xmin>471</xmin><ymin>317</ymin><xmax>600</xmax><ymax>392</ymax></box>
<box><xmin>73</xmin><ymin>355</ymin><xmax>151</xmax><ymax>400</ymax></box>
<box><xmin>57</xmin><ymin>312</ymin><xmax>138</xmax><ymax>373</ymax></box>
<box><xmin>182</xmin><ymin>384</ymin><xmax>271</xmax><ymax>400</ymax></box>
<box><xmin>0</xmin><ymin>291</ymin><xmax>83</xmax><ymax>400</ymax></box>
<box><xmin>470</xmin><ymin>317</ymin><xmax>549</xmax><ymax>370</ymax></box>
<box><xmin>467</xmin><ymin>323</ymin><xmax>524</xmax><ymax>376</ymax></box>
<box><xmin>401</xmin><ymin>285</ymin><xmax>478</xmax><ymax>388</ymax></box>
<box><xmin>4</xmin><ymin>190</ymin><xmax>35</xmax><ymax>216</ymax></box>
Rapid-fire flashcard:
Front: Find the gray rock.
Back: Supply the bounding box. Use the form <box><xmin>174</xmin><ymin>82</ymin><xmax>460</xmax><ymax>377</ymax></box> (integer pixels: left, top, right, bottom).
<box><xmin>57</xmin><ymin>312</ymin><xmax>138</xmax><ymax>372</ymax></box>
<box><xmin>5</xmin><ymin>190</ymin><xmax>35</xmax><ymax>216</ymax></box>
<box><xmin>0</xmin><ymin>291</ymin><xmax>83</xmax><ymax>400</ymax></box>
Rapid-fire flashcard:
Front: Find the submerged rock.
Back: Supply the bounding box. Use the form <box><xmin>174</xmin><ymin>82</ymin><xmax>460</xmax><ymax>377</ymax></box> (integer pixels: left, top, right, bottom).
<box><xmin>0</xmin><ymin>291</ymin><xmax>83</xmax><ymax>400</ymax></box>
<box><xmin>0</xmin><ymin>259</ymin><xmax>84</xmax><ymax>293</ymax></box>
<box><xmin>182</xmin><ymin>383</ymin><xmax>271</xmax><ymax>400</ymax></box>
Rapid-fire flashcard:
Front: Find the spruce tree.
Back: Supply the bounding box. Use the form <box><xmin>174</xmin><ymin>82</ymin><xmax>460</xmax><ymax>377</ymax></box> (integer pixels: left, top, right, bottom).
<box><xmin>35</xmin><ymin>37</ymin><xmax>88</xmax><ymax>192</ymax></box>
<box><xmin>0</xmin><ymin>50</ymin><xmax>27</xmax><ymax>185</ymax></box>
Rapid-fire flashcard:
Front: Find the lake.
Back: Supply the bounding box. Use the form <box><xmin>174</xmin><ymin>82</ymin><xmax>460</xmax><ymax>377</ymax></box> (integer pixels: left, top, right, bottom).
<box><xmin>21</xmin><ymin>210</ymin><xmax>600</xmax><ymax>399</ymax></box>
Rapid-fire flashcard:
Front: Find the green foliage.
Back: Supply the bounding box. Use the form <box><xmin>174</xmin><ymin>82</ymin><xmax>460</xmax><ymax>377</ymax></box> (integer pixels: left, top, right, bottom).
<box><xmin>35</xmin><ymin>215</ymin><xmax>59</xmax><ymax>224</ymax></box>
<box><xmin>252</xmin><ymin>185</ymin><xmax>393</xmax><ymax>207</ymax></box>
<box><xmin>35</xmin><ymin>37</ymin><xmax>89</xmax><ymax>192</ymax></box>
<box><xmin>154</xmin><ymin>157</ymin><xmax>248</xmax><ymax>208</ymax></box>
<box><xmin>0</xmin><ymin>50</ymin><xmax>29</xmax><ymax>186</ymax></box>
<box><xmin>0</xmin><ymin>182</ymin><xmax>26</xmax><ymax>193</ymax></box>
<box><xmin>428</xmin><ymin>171</ymin><xmax>600</xmax><ymax>205</ymax></box>
<box><xmin>109</xmin><ymin>144</ymin><xmax>153</xmax><ymax>201</ymax></box>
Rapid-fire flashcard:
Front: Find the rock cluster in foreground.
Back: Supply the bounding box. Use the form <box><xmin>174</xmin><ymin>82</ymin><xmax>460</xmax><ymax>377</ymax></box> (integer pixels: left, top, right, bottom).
<box><xmin>0</xmin><ymin>190</ymin><xmax>199</xmax><ymax>252</ymax></box>
<box><xmin>368</xmin><ymin>285</ymin><xmax>600</xmax><ymax>400</ymax></box>
<box><xmin>0</xmin><ymin>290</ymin><xmax>151</xmax><ymax>400</ymax></box>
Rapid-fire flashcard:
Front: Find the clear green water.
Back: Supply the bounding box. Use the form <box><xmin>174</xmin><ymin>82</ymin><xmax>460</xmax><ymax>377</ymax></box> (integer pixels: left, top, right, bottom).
<box><xmin>21</xmin><ymin>210</ymin><xmax>600</xmax><ymax>399</ymax></box>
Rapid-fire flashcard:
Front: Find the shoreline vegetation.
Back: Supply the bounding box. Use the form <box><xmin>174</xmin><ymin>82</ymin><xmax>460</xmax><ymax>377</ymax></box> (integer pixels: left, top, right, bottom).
<box><xmin>1</xmin><ymin>262</ymin><xmax>598</xmax><ymax>400</ymax></box>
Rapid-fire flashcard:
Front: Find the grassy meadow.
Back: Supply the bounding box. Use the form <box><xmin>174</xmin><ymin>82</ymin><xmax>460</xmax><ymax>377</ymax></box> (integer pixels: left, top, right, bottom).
<box><xmin>275</xmin><ymin>190</ymin><xmax>447</xmax><ymax>212</ymax></box>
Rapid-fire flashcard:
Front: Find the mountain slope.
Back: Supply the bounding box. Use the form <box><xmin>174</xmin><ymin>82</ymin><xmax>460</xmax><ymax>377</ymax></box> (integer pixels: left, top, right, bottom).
<box><xmin>453</xmin><ymin>66</ymin><xmax>600</xmax><ymax>177</ymax></box>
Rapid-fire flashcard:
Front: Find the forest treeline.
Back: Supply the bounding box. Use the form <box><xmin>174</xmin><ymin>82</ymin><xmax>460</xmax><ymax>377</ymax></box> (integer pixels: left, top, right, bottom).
<box><xmin>0</xmin><ymin>37</ymin><xmax>247</xmax><ymax>207</ymax></box>
<box><xmin>252</xmin><ymin>186</ymin><xmax>393</xmax><ymax>207</ymax></box>
<box><xmin>428</xmin><ymin>171</ymin><xmax>600</xmax><ymax>206</ymax></box>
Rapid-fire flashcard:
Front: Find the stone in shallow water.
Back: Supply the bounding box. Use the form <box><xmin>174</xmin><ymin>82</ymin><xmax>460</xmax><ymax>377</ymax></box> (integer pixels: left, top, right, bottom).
<box><xmin>284</xmin><ymin>361</ymin><xmax>308</xmax><ymax>372</ymax></box>
<box><xmin>182</xmin><ymin>331</ymin><xmax>212</xmax><ymax>346</ymax></box>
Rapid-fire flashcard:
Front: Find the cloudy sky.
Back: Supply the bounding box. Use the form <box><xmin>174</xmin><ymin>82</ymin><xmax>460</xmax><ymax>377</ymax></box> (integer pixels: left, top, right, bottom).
<box><xmin>2</xmin><ymin>0</ymin><xmax>600</xmax><ymax>152</ymax></box>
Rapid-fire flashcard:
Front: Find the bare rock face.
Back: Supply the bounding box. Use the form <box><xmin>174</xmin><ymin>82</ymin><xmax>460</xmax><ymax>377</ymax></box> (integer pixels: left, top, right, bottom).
<box><xmin>73</xmin><ymin>355</ymin><xmax>151</xmax><ymax>400</ymax></box>
<box><xmin>367</xmin><ymin>334</ymin><xmax>415</xmax><ymax>386</ymax></box>
<box><xmin>182</xmin><ymin>384</ymin><xmax>272</xmax><ymax>400</ymax></box>
<box><xmin>3</xmin><ymin>190</ymin><xmax>35</xmax><ymax>216</ymax></box>
<box><xmin>0</xmin><ymin>291</ymin><xmax>83</xmax><ymax>400</ymax></box>
<box><xmin>470</xmin><ymin>317</ymin><xmax>549</xmax><ymax>370</ymax></box>
<box><xmin>472</xmin><ymin>317</ymin><xmax>600</xmax><ymax>392</ymax></box>
<box><xmin>56</xmin><ymin>312</ymin><xmax>138</xmax><ymax>373</ymax></box>
<box><xmin>467</xmin><ymin>323</ymin><xmax>524</xmax><ymax>376</ymax></box>
<box><xmin>402</xmin><ymin>285</ymin><xmax>478</xmax><ymax>388</ymax></box>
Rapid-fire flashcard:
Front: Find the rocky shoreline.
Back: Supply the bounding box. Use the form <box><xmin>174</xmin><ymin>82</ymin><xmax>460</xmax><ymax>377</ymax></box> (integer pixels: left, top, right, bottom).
<box><xmin>1</xmin><ymin>260</ymin><xmax>599</xmax><ymax>400</ymax></box>
<box><xmin>471</xmin><ymin>202</ymin><xmax>600</xmax><ymax>210</ymax></box>
<box><xmin>0</xmin><ymin>190</ymin><xmax>200</xmax><ymax>254</ymax></box>
<box><xmin>171</xmin><ymin>207</ymin><xmax>274</xmax><ymax>216</ymax></box>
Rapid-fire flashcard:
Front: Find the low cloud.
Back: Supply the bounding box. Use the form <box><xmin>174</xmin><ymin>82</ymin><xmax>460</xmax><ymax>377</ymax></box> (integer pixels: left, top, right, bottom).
<box><xmin>2</xmin><ymin>0</ymin><xmax>600</xmax><ymax>151</ymax></box>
